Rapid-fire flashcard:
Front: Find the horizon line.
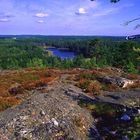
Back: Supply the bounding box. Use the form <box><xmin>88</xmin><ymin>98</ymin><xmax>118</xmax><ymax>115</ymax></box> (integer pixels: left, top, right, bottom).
<box><xmin>0</xmin><ymin>34</ymin><xmax>126</xmax><ymax>37</ymax></box>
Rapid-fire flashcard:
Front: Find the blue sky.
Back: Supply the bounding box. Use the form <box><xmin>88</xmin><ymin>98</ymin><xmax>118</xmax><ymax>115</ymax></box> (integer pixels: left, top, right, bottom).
<box><xmin>0</xmin><ymin>0</ymin><xmax>139</xmax><ymax>36</ymax></box>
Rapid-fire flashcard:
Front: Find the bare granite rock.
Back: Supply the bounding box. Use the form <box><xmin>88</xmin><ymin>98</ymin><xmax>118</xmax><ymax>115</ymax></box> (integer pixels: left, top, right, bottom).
<box><xmin>0</xmin><ymin>78</ymin><xmax>94</xmax><ymax>140</ymax></box>
<box><xmin>100</xmin><ymin>76</ymin><xmax>134</xmax><ymax>88</ymax></box>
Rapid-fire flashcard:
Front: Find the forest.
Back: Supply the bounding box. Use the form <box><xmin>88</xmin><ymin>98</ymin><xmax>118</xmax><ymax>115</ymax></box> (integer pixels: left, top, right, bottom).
<box><xmin>0</xmin><ymin>36</ymin><xmax>140</xmax><ymax>74</ymax></box>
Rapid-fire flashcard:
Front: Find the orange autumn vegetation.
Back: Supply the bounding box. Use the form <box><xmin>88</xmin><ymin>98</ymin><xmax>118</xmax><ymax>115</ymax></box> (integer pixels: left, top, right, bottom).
<box><xmin>86</xmin><ymin>80</ymin><xmax>102</xmax><ymax>94</ymax></box>
<box><xmin>23</xmin><ymin>77</ymin><xmax>57</xmax><ymax>90</ymax></box>
<box><xmin>77</xmin><ymin>78</ymin><xmax>102</xmax><ymax>95</ymax></box>
<box><xmin>0</xmin><ymin>97</ymin><xmax>20</xmax><ymax>111</ymax></box>
<box><xmin>0</xmin><ymin>68</ymin><xmax>59</xmax><ymax>111</ymax></box>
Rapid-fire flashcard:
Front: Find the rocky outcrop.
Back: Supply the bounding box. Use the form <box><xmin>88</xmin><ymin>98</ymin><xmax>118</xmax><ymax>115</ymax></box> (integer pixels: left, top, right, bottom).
<box><xmin>96</xmin><ymin>90</ymin><xmax>140</xmax><ymax>107</ymax></box>
<box><xmin>100</xmin><ymin>76</ymin><xmax>134</xmax><ymax>88</ymax></box>
<box><xmin>0</xmin><ymin>73</ymin><xmax>139</xmax><ymax>140</ymax></box>
<box><xmin>0</xmin><ymin>79</ymin><xmax>94</xmax><ymax>140</ymax></box>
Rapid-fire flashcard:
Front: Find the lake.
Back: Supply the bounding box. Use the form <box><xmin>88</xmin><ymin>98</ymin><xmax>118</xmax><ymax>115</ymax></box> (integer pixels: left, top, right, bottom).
<box><xmin>47</xmin><ymin>48</ymin><xmax>76</xmax><ymax>59</ymax></box>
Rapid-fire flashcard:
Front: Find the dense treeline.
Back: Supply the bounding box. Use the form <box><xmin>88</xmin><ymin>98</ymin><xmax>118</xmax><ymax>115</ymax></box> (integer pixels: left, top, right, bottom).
<box><xmin>0</xmin><ymin>39</ymin><xmax>46</xmax><ymax>69</ymax></box>
<box><xmin>0</xmin><ymin>36</ymin><xmax>140</xmax><ymax>74</ymax></box>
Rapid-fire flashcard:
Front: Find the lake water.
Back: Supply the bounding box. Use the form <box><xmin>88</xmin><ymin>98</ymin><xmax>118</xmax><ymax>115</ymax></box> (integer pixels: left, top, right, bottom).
<box><xmin>47</xmin><ymin>48</ymin><xmax>76</xmax><ymax>59</ymax></box>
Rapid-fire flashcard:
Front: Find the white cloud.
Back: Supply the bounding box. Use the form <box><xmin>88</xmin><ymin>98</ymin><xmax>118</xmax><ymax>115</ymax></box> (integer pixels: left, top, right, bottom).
<box><xmin>37</xmin><ymin>20</ymin><xmax>44</xmax><ymax>23</ymax></box>
<box><xmin>35</xmin><ymin>12</ymin><xmax>49</xmax><ymax>18</ymax></box>
<box><xmin>79</xmin><ymin>8</ymin><xmax>87</xmax><ymax>14</ymax></box>
<box><xmin>75</xmin><ymin>8</ymin><xmax>87</xmax><ymax>15</ymax></box>
<box><xmin>0</xmin><ymin>18</ymin><xmax>10</xmax><ymax>22</ymax></box>
<box><xmin>75</xmin><ymin>1</ymin><xmax>99</xmax><ymax>15</ymax></box>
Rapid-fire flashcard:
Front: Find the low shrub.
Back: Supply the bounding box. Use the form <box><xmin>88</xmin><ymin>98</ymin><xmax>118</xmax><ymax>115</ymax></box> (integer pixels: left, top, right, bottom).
<box><xmin>77</xmin><ymin>79</ymin><xmax>90</xmax><ymax>90</ymax></box>
<box><xmin>86</xmin><ymin>80</ymin><xmax>102</xmax><ymax>94</ymax></box>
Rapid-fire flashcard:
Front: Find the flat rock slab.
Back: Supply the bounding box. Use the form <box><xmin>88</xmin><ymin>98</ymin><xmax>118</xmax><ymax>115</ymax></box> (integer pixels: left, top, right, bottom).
<box><xmin>96</xmin><ymin>90</ymin><xmax>140</xmax><ymax>107</ymax></box>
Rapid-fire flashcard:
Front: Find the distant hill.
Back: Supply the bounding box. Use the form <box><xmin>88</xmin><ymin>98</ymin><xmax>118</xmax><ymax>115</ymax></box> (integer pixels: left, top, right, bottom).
<box><xmin>0</xmin><ymin>35</ymin><xmax>126</xmax><ymax>41</ymax></box>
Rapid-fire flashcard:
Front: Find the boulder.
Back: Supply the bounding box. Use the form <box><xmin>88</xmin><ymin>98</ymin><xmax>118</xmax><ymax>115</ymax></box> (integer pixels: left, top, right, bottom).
<box><xmin>100</xmin><ymin>76</ymin><xmax>134</xmax><ymax>88</ymax></box>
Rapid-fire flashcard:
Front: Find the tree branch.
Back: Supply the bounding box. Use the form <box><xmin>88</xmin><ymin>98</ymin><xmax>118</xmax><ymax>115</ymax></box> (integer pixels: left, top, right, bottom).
<box><xmin>124</xmin><ymin>17</ymin><xmax>140</xmax><ymax>26</ymax></box>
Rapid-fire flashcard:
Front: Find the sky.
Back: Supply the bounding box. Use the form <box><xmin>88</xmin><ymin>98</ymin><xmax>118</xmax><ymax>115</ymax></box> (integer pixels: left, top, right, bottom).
<box><xmin>0</xmin><ymin>0</ymin><xmax>139</xmax><ymax>36</ymax></box>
